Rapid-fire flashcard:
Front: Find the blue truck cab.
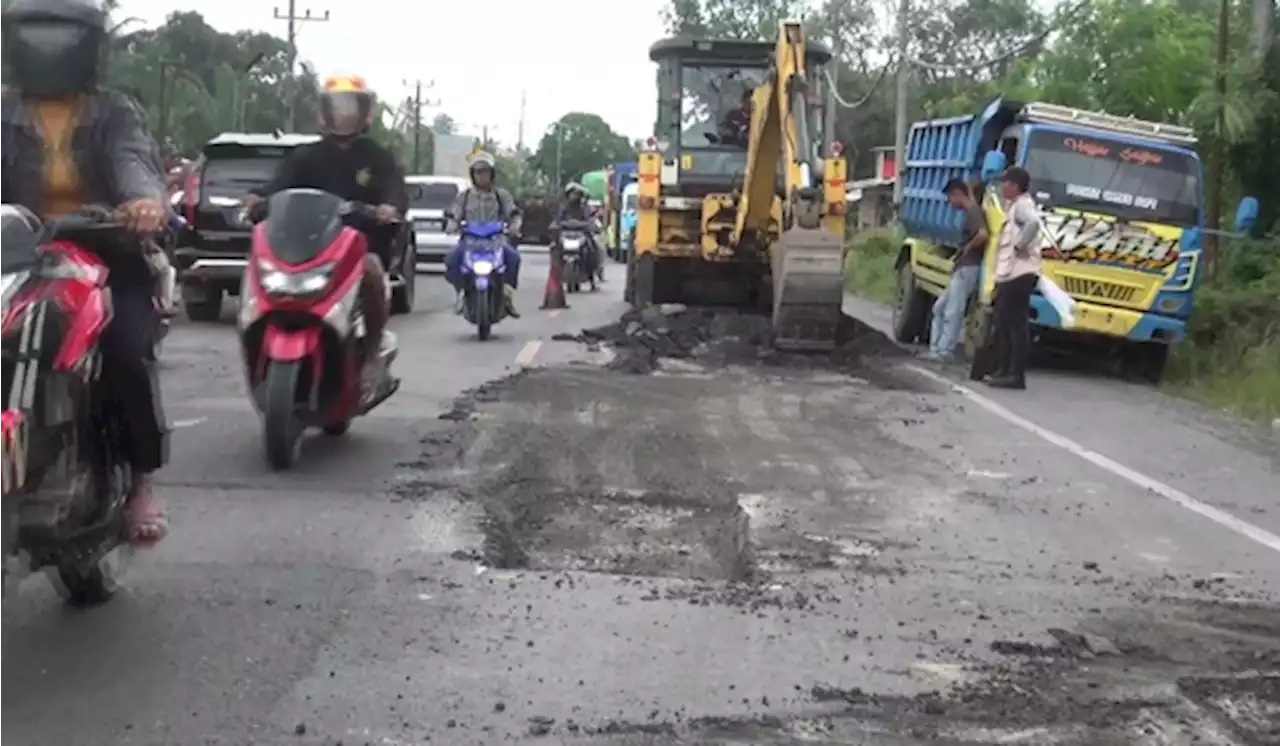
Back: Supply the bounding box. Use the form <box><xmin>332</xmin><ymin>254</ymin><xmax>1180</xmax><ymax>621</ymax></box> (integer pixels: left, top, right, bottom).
<box><xmin>892</xmin><ymin>97</ymin><xmax>1258</xmax><ymax>382</ymax></box>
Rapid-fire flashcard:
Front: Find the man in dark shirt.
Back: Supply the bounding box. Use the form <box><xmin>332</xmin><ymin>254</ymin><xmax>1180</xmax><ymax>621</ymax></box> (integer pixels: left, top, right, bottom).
<box><xmin>924</xmin><ymin>177</ymin><xmax>989</xmax><ymax>362</ymax></box>
<box><xmin>247</xmin><ymin>76</ymin><xmax>407</xmax><ymax>386</ymax></box>
<box><xmin>554</xmin><ymin>182</ymin><xmax>603</xmax><ymax>289</ymax></box>
<box><xmin>717</xmin><ymin>88</ymin><xmax>753</xmax><ymax>148</ymax></box>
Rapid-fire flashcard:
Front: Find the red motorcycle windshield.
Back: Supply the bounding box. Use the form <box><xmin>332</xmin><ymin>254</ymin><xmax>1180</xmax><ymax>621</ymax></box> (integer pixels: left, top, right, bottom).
<box><xmin>263</xmin><ymin>190</ymin><xmax>346</xmax><ymax>266</ymax></box>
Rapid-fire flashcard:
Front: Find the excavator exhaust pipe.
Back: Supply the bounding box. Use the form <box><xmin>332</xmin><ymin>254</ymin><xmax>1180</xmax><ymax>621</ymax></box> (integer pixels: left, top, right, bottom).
<box><xmin>772</xmin><ymin>225</ymin><xmax>845</xmax><ymax>351</ymax></box>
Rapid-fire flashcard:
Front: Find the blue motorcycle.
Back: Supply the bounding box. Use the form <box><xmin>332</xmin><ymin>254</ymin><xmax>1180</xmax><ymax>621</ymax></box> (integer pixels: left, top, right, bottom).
<box><xmin>459</xmin><ymin>221</ymin><xmax>509</xmax><ymax>340</ymax></box>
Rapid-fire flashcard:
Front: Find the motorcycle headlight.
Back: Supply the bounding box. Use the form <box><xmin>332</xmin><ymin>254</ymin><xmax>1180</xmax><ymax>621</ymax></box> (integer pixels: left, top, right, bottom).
<box><xmin>472</xmin><ymin>259</ymin><xmax>495</xmax><ymax>275</ymax></box>
<box><xmin>561</xmin><ymin>238</ymin><xmax>583</xmax><ymax>250</ymax></box>
<box><xmin>258</xmin><ymin>259</ymin><xmax>335</xmax><ymax>296</ymax></box>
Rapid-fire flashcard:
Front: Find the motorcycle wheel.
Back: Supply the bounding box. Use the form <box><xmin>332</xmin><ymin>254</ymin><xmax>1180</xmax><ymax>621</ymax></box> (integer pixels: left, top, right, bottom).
<box><xmin>474</xmin><ymin>289</ymin><xmax>492</xmax><ymax>341</ymax></box>
<box><xmin>54</xmin><ymin>555</ymin><xmax>120</xmax><ymax>608</ymax></box>
<box><xmin>263</xmin><ymin>361</ymin><xmax>304</xmax><ymax>470</ymax></box>
<box><xmin>322</xmin><ymin>421</ymin><xmax>351</xmax><ymax>436</ymax></box>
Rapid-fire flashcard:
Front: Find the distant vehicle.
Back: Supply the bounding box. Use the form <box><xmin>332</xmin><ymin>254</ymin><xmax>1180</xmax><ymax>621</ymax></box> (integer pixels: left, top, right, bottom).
<box><xmin>174</xmin><ymin>132</ymin><xmax>417</xmax><ymax>321</ymax></box>
<box><xmin>406</xmin><ymin>175</ymin><xmax>469</xmax><ymax>271</ymax></box>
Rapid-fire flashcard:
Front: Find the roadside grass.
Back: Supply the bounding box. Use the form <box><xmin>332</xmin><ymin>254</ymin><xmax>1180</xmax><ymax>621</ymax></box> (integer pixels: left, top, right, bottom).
<box><xmin>843</xmin><ymin>227</ymin><xmax>901</xmax><ymax>305</ymax></box>
<box><xmin>843</xmin><ymin>228</ymin><xmax>1280</xmax><ymax>424</ymax></box>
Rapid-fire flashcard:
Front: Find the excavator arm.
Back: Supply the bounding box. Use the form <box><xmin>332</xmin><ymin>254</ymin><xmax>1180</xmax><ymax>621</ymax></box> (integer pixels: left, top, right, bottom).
<box><xmin>732</xmin><ymin>22</ymin><xmax>847</xmax><ymax>351</ymax></box>
<box><xmin>731</xmin><ymin>23</ymin><xmax>820</xmax><ymax>246</ymax></box>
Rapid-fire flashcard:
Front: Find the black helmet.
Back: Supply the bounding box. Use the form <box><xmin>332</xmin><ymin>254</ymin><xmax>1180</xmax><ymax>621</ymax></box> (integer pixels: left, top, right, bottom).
<box><xmin>2</xmin><ymin>0</ymin><xmax>108</xmax><ymax>100</ymax></box>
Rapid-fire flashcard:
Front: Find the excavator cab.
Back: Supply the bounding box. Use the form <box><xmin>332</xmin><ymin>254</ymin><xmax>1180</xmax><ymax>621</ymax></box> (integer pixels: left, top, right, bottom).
<box><xmin>630</xmin><ymin>27</ymin><xmax>847</xmax><ymax>350</ymax></box>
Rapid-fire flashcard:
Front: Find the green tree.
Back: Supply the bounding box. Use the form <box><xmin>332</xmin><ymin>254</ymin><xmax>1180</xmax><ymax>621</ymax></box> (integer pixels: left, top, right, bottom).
<box><xmin>530</xmin><ymin>112</ymin><xmax>636</xmax><ymax>186</ymax></box>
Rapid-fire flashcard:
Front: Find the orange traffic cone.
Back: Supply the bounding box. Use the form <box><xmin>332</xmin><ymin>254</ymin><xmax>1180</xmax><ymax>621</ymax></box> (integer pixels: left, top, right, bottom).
<box><xmin>540</xmin><ymin>246</ymin><xmax>569</xmax><ymax>310</ymax></box>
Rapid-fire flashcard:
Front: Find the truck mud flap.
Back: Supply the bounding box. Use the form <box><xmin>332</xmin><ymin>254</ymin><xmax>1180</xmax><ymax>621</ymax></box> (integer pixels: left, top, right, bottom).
<box><xmin>772</xmin><ymin>227</ymin><xmax>845</xmax><ymax>352</ymax></box>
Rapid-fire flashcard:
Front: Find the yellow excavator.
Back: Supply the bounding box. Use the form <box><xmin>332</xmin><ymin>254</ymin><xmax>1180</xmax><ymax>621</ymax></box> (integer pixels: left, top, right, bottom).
<box><xmin>627</xmin><ymin>23</ymin><xmax>848</xmax><ymax>350</ymax></box>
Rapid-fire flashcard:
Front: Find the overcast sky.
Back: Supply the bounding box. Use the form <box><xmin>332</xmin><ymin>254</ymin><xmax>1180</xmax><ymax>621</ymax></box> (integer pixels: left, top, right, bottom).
<box><xmin>115</xmin><ymin>0</ymin><xmax>669</xmax><ymax>146</ymax></box>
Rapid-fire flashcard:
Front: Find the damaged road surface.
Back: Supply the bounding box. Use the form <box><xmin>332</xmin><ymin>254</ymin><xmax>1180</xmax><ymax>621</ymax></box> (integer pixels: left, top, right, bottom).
<box><xmin>5</xmin><ymin>292</ymin><xmax>1276</xmax><ymax>746</ymax></box>
<box><xmin>383</xmin><ymin>307</ymin><xmax>1280</xmax><ymax>744</ymax></box>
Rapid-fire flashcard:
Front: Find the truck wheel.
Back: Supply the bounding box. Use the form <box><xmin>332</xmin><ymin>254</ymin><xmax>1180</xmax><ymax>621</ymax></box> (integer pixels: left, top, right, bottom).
<box><xmin>892</xmin><ymin>263</ymin><xmax>930</xmax><ymax>344</ymax></box>
<box><xmin>965</xmin><ymin>306</ymin><xmax>996</xmax><ymax>381</ymax></box>
<box><xmin>1122</xmin><ymin>343</ymin><xmax>1169</xmax><ymax>385</ymax></box>
<box><xmin>185</xmin><ymin>288</ymin><xmax>223</xmax><ymax>323</ymax></box>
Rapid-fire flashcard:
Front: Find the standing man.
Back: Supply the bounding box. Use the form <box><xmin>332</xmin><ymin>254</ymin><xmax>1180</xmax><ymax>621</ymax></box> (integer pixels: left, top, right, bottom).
<box><xmin>987</xmin><ymin>167</ymin><xmax>1043</xmax><ymax>390</ymax></box>
<box><xmin>923</xmin><ymin>178</ymin><xmax>988</xmax><ymax>363</ymax></box>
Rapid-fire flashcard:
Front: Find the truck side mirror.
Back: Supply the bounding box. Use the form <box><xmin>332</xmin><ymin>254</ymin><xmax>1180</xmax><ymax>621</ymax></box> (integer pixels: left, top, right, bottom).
<box><xmin>1233</xmin><ymin>196</ymin><xmax>1259</xmax><ymax>234</ymax></box>
<box><xmin>980</xmin><ymin>150</ymin><xmax>1007</xmax><ymax>182</ymax></box>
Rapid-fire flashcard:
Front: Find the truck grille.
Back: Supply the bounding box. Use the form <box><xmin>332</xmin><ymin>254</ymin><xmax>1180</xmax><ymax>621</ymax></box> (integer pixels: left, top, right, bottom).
<box><xmin>1058</xmin><ymin>276</ymin><xmax>1140</xmax><ymax>304</ymax></box>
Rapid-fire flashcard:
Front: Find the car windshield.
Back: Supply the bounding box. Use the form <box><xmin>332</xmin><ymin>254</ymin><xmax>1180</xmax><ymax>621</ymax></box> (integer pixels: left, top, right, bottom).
<box><xmin>409</xmin><ymin>182</ymin><xmax>460</xmax><ymax>211</ymax></box>
<box><xmin>201</xmin><ymin>157</ymin><xmax>281</xmax><ymax>201</ymax></box>
<box><xmin>1023</xmin><ymin>130</ymin><xmax>1201</xmax><ymax>227</ymax></box>
<box><xmin>679</xmin><ymin>63</ymin><xmax>769</xmax><ymax>149</ymax></box>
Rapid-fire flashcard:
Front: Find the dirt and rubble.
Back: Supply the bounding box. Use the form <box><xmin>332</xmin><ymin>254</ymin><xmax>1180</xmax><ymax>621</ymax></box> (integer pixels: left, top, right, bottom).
<box><xmin>388</xmin><ymin>305</ymin><xmax>1280</xmax><ymax>744</ymax></box>
<box><xmin>552</xmin><ymin>304</ymin><xmax>910</xmax><ymax>378</ymax></box>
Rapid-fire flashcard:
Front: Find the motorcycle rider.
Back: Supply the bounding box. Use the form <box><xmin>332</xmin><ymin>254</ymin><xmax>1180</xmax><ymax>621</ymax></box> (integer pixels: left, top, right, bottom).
<box><xmin>554</xmin><ymin>182</ymin><xmax>603</xmax><ymax>289</ymax></box>
<box><xmin>1</xmin><ymin>0</ymin><xmax>170</xmax><ymax>546</ymax></box>
<box><xmin>246</xmin><ymin>75</ymin><xmax>406</xmax><ymax>390</ymax></box>
<box><xmin>444</xmin><ymin>152</ymin><xmax>523</xmax><ymax>317</ymax></box>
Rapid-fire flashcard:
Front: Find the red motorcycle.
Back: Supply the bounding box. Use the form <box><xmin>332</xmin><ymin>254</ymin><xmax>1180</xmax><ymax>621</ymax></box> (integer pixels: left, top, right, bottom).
<box><xmin>238</xmin><ymin>189</ymin><xmax>400</xmax><ymax>470</ymax></box>
<box><xmin>1</xmin><ymin>205</ymin><xmax>145</xmax><ymax>606</ymax></box>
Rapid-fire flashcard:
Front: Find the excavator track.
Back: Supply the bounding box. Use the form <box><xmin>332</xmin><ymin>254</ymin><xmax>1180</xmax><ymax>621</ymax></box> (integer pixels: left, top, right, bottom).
<box><xmin>771</xmin><ymin>224</ymin><xmax>845</xmax><ymax>351</ymax></box>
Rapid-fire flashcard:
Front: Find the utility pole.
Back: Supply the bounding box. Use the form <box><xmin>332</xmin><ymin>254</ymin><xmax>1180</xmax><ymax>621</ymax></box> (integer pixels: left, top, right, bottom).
<box><xmin>823</xmin><ymin>34</ymin><xmax>841</xmax><ymax>155</ymax></box>
<box><xmin>516</xmin><ymin>90</ymin><xmax>527</xmax><ymax>152</ymax></box>
<box><xmin>482</xmin><ymin>125</ymin><xmax>490</xmax><ymax>150</ymax></box>
<box><xmin>1204</xmin><ymin>0</ymin><xmax>1231</xmax><ymax>275</ymax></box>
<box><xmin>553</xmin><ymin>124</ymin><xmax>564</xmax><ymax>194</ymax></box>
<box><xmin>892</xmin><ymin>0</ymin><xmax>910</xmax><ymax>207</ymax></box>
<box><xmin>273</xmin><ymin>1</ymin><xmax>330</xmax><ymax>133</ymax></box>
<box><xmin>412</xmin><ymin>80</ymin><xmax>423</xmax><ymax>173</ymax></box>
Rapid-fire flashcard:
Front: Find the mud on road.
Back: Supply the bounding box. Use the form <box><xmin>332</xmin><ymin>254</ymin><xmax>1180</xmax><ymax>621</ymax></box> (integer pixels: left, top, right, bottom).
<box><xmin>397</xmin><ymin>306</ymin><xmax>1280</xmax><ymax>744</ymax></box>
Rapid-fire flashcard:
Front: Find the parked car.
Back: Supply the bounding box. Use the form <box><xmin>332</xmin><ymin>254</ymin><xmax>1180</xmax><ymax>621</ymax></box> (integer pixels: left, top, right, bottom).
<box><xmin>174</xmin><ymin>132</ymin><xmax>418</xmax><ymax>320</ymax></box>
<box><xmin>406</xmin><ymin>174</ymin><xmax>468</xmax><ymax>272</ymax></box>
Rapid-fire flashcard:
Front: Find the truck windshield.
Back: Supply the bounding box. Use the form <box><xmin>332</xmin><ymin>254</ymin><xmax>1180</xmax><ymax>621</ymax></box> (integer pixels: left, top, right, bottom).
<box><xmin>680</xmin><ymin>64</ymin><xmax>768</xmax><ymax>149</ymax></box>
<box><xmin>1023</xmin><ymin>130</ymin><xmax>1201</xmax><ymax>227</ymax></box>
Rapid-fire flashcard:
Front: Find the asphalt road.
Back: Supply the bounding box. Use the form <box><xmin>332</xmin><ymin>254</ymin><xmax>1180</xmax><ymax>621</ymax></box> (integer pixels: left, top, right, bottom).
<box><xmin>3</xmin><ymin>255</ymin><xmax>1277</xmax><ymax>746</ymax></box>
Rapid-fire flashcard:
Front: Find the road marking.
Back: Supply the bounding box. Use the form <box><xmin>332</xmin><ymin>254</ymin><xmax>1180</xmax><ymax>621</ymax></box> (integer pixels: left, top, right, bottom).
<box><xmin>908</xmin><ymin>365</ymin><xmax>1280</xmax><ymax>555</ymax></box>
<box><xmin>171</xmin><ymin>417</ymin><xmax>207</xmax><ymax>429</ymax></box>
<box><xmin>514</xmin><ymin>340</ymin><xmax>542</xmax><ymax>367</ymax></box>
<box><xmin>548</xmin><ymin>310</ymin><xmax>562</xmax><ymax>318</ymax></box>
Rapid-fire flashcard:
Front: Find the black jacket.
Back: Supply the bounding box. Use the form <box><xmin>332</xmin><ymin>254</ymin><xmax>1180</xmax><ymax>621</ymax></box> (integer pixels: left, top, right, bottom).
<box><xmin>1</xmin><ymin>88</ymin><xmax>166</xmax><ymax>212</ymax></box>
<box><xmin>255</xmin><ymin>136</ymin><xmax>408</xmax><ymax>213</ymax></box>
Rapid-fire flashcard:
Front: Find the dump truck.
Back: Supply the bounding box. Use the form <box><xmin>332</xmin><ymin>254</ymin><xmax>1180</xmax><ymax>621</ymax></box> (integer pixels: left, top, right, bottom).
<box><xmin>895</xmin><ymin>98</ymin><xmax>1260</xmax><ymax>382</ymax></box>
<box><xmin>628</xmin><ymin>25</ymin><xmax>848</xmax><ymax>350</ymax></box>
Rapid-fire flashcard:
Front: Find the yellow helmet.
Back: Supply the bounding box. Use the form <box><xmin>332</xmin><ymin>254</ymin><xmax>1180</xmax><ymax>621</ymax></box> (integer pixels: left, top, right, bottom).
<box><xmin>319</xmin><ymin>74</ymin><xmax>375</xmax><ymax>138</ymax></box>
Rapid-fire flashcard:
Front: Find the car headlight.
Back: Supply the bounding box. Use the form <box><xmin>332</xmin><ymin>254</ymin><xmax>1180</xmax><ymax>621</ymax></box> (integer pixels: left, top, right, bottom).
<box><xmin>257</xmin><ymin>259</ymin><xmax>335</xmax><ymax>296</ymax></box>
<box><xmin>472</xmin><ymin>259</ymin><xmax>495</xmax><ymax>275</ymax></box>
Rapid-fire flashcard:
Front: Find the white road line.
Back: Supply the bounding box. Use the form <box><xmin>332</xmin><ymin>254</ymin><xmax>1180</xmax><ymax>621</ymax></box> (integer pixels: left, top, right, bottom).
<box><xmin>171</xmin><ymin>417</ymin><xmax>207</xmax><ymax>429</ymax></box>
<box><xmin>514</xmin><ymin>340</ymin><xmax>542</xmax><ymax>367</ymax></box>
<box><xmin>548</xmin><ymin>310</ymin><xmax>562</xmax><ymax>318</ymax></box>
<box><xmin>908</xmin><ymin>364</ymin><xmax>1280</xmax><ymax>555</ymax></box>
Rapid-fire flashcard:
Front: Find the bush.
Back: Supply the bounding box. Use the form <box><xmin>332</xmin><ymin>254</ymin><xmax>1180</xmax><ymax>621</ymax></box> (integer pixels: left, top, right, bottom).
<box><xmin>1164</xmin><ymin>237</ymin><xmax>1280</xmax><ymax>422</ymax></box>
<box><xmin>843</xmin><ymin>227</ymin><xmax>903</xmax><ymax>305</ymax></box>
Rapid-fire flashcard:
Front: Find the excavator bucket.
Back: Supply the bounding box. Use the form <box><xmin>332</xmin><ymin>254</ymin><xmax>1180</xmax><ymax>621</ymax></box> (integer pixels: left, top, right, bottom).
<box><xmin>771</xmin><ymin>226</ymin><xmax>846</xmax><ymax>351</ymax></box>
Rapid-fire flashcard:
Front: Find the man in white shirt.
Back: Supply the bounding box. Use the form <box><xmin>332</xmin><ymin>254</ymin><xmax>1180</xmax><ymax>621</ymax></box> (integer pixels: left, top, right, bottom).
<box><xmin>988</xmin><ymin>167</ymin><xmax>1042</xmax><ymax>389</ymax></box>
